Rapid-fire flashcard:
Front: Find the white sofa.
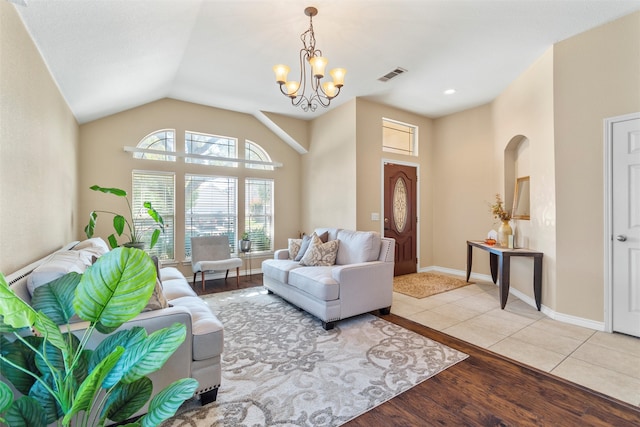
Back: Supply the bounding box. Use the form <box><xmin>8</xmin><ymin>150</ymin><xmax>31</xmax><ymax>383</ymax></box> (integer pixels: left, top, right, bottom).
<box><xmin>262</xmin><ymin>228</ymin><xmax>395</xmax><ymax>330</ymax></box>
<box><xmin>4</xmin><ymin>238</ymin><xmax>223</xmax><ymax>417</ymax></box>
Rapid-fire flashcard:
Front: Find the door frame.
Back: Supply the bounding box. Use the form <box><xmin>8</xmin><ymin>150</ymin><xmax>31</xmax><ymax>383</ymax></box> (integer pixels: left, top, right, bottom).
<box><xmin>603</xmin><ymin>112</ymin><xmax>640</xmax><ymax>333</ymax></box>
<box><xmin>381</xmin><ymin>158</ymin><xmax>421</xmax><ymax>272</ymax></box>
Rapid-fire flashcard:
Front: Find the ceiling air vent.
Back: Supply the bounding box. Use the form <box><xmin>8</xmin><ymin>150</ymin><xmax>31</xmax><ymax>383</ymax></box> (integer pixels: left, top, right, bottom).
<box><xmin>378</xmin><ymin>67</ymin><xmax>407</xmax><ymax>82</ymax></box>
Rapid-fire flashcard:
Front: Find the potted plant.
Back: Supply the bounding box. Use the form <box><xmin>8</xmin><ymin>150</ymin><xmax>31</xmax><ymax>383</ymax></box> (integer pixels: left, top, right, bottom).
<box><xmin>0</xmin><ymin>247</ymin><xmax>198</xmax><ymax>426</ymax></box>
<box><xmin>239</xmin><ymin>232</ymin><xmax>251</xmax><ymax>253</ymax></box>
<box><xmin>490</xmin><ymin>193</ymin><xmax>512</xmax><ymax>247</ymax></box>
<box><xmin>84</xmin><ymin>185</ymin><xmax>164</xmax><ymax>250</ymax></box>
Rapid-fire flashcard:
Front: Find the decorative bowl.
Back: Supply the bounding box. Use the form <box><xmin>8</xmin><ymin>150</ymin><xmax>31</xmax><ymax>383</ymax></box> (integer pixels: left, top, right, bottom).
<box><xmin>484</xmin><ymin>238</ymin><xmax>496</xmax><ymax>246</ymax></box>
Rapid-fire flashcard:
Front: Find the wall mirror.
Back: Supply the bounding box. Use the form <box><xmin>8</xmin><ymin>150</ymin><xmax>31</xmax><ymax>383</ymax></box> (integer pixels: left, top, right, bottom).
<box><xmin>512</xmin><ymin>176</ymin><xmax>530</xmax><ymax>220</ymax></box>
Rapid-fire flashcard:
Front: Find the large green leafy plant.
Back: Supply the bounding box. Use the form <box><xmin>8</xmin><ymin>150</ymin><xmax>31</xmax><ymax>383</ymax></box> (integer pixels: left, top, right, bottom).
<box><xmin>0</xmin><ymin>247</ymin><xmax>197</xmax><ymax>426</ymax></box>
<box><xmin>84</xmin><ymin>185</ymin><xmax>165</xmax><ymax>249</ymax></box>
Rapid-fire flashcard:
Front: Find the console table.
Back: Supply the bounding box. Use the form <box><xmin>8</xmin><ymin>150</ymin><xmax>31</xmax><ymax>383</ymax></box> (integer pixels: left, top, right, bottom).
<box><xmin>466</xmin><ymin>240</ymin><xmax>543</xmax><ymax>310</ymax></box>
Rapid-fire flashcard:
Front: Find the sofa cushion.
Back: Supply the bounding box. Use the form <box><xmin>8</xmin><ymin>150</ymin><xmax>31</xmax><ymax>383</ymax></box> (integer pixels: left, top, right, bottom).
<box><xmin>27</xmin><ymin>251</ymin><xmax>90</xmax><ymax>296</ymax></box>
<box><xmin>162</xmin><ymin>278</ymin><xmax>198</xmax><ymax>300</ymax></box>
<box><xmin>160</xmin><ymin>267</ymin><xmax>187</xmax><ymax>281</ymax></box>
<box><xmin>143</xmin><ymin>279</ymin><xmax>169</xmax><ymax>311</ymax></box>
<box><xmin>170</xmin><ymin>296</ymin><xmax>224</xmax><ymax>360</ymax></box>
<box><xmin>335</xmin><ymin>230</ymin><xmax>381</xmax><ymax>265</ymax></box>
<box><xmin>314</xmin><ymin>228</ymin><xmax>341</xmax><ymax>241</ymax></box>
<box><xmin>299</xmin><ymin>234</ymin><xmax>339</xmax><ymax>267</ymax></box>
<box><xmin>294</xmin><ymin>234</ymin><xmax>311</xmax><ymax>261</ymax></box>
<box><xmin>262</xmin><ymin>259</ymin><xmax>303</xmax><ymax>283</ymax></box>
<box><xmin>289</xmin><ymin>267</ymin><xmax>340</xmax><ymax>301</ymax></box>
<box><xmin>73</xmin><ymin>237</ymin><xmax>110</xmax><ymax>257</ymax></box>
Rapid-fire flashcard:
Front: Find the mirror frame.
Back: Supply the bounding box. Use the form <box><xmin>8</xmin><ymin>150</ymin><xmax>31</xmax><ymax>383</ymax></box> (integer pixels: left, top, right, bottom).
<box><xmin>512</xmin><ymin>176</ymin><xmax>530</xmax><ymax>220</ymax></box>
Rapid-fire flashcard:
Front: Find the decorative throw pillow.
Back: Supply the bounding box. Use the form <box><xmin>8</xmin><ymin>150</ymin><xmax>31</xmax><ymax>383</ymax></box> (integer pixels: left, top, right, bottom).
<box><xmin>294</xmin><ymin>233</ymin><xmax>313</xmax><ymax>261</ymax></box>
<box><xmin>299</xmin><ymin>234</ymin><xmax>340</xmax><ymax>266</ymax></box>
<box><xmin>27</xmin><ymin>251</ymin><xmax>90</xmax><ymax>296</ymax></box>
<box><xmin>294</xmin><ymin>231</ymin><xmax>329</xmax><ymax>261</ymax></box>
<box><xmin>288</xmin><ymin>238</ymin><xmax>302</xmax><ymax>260</ymax></box>
<box><xmin>144</xmin><ymin>256</ymin><xmax>169</xmax><ymax>311</ymax></box>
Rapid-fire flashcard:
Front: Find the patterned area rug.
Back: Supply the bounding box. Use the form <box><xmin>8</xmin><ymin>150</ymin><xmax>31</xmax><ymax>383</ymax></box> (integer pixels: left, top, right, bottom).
<box><xmin>393</xmin><ymin>272</ymin><xmax>472</xmax><ymax>299</ymax></box>
<box><xmin>163</xmin><ymin>288</ymin><xmax>467</xmax><ymax>427</ymax></box>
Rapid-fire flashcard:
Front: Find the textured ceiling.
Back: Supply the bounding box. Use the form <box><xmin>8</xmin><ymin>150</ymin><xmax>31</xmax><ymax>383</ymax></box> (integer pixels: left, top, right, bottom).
<box><xmin>13</xmin><ymin>0</ymin><xmax>640</xmax><ymax>123</ymax></box>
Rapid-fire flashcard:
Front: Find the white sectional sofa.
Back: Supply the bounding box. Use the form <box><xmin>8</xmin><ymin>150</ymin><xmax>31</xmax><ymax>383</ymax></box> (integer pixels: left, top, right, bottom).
<box><xmin>262</xmin><ymin>228</ymin><xmax>395</xmax><ymax>330</ymax></box>
<box><xmin>4</xmin><ymin>238</ymin><xmax>223</xmax><ymax>416</ymax></box>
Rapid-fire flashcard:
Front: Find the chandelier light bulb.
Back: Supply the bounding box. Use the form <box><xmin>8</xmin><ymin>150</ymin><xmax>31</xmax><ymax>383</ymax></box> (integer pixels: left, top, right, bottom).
<box><xmin>309</xmin><ymin>56</ymin><xmax>328</xmax><ymax>78</ymax></box>
<box><xmin>322</xmin><ymin>81</ymin><xmax>338</xmax><ymax>98</ymax></box>
<box><xmin>273</xmin><ymin>64</ymin><xmax>290</xmax><ymax>84</ymax></box>
<box><xmin>285</xmin><ymin>81</ymin><xmax>300</xmax><ymax>97</ymax></box>
<box><xmin>330</xmin><ymin>68</ymin><xmax>346</xmax><ymax>88</ymax></box>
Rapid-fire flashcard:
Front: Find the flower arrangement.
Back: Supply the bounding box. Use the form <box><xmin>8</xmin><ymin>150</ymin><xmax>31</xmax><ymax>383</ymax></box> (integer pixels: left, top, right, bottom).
<box><xmin>490</xmin><ymin>193</ymin><xmax>511</xmax><ymax>221</ymax></box>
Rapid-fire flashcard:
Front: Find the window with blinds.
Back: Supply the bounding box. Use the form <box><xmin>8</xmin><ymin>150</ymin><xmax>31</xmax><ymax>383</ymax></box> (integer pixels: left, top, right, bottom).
<box><xmin>382</xmin><ymin>118</ymin><xmax>418</xmax><ymax>156</ymax></box>
<box><xmin>134</xmin><ymin>129</ymin><xmax>176</xmax><ymax>161</ymax></box>
<box><xmin>245</xmin><ymin>140</ymin><xmax>274</xmax><ymax>171</ymax></box>
<box><xmin>132</xmin><ymin>171</ymin><xmax>175</xmax><ymax>260</ymax></box>
<box><xmin>245</xmin><ymin>178</ymin><xmax>274</xmax><ymax>252</ymax></box>
<box><xmin>185</xmin><ymin>174</ymin><xmax>238</xmax><ymax>258</ymax></box>
<box><xmin>185</xmin><ymin>131</ymin><xmax>238</xmax><ymax>167</ymax></box>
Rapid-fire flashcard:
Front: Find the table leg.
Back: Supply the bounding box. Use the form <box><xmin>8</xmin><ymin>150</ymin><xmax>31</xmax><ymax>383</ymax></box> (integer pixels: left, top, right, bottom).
<box><xmin>489</xmin><ymin>253</ymin><xmax>498</xmax><ymax>284</ymax></box>
<box><xmin>466</xmin><ymin>244</ymin><xmax>473</xmax><ymax>282</ymax></box>
<box><xmin>533</xmin><ymin>257</ymin><xmax>542</xmax><ymax>311</ymax></box>
<box><xmin>499</xmin><ymin>254</ymin><xmax>511</xmax><ymax>309</ymax></box>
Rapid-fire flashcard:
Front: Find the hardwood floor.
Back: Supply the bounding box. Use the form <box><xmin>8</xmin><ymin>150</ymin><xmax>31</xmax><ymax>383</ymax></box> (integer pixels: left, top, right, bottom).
<box><xmin>199</xmin><ymin>275</ymin><xmax>640</xmax><ymax>426</ymax></box>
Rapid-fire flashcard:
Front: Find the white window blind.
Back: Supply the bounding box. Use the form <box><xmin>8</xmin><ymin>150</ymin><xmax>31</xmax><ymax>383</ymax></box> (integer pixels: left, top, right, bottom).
<box><xmin>245</xmin><ymin>178</ymin><xmax>274</xmax><ymax>253</ymax></box>
<box><xmin>132</xmin><ymin>171</ymin><xmax>175</xmax><ymax>260</ymax></box>
<box><xmin>185</xmin><ymin>174</ymin><xmax>238</xmax><ymax>258</ymax></box>
<box><xmin>185</xmin><ymin>131</ymin><xmax>237</xmax><ymax>167</ymax></box>
<box><xmin>134</xmin><ymin>129</ymin><xmax>176</xmax><ymax>161</ymax></box>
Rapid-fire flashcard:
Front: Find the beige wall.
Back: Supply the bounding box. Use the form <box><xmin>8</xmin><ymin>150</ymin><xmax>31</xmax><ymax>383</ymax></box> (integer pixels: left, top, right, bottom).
<box><xmin>0</xmin><ymin>2</ymin><xmax>79</xmax><ymax>274</ymax></box>
<box><xmin>355</xmin><ymin>99</ymin><xmax>435</xmax><ymax>267</ymax></box>
<box><xmin>302</xmin><ymin>100</ymin><xmax>358</xmax><ymax>231</ymax></box>
<box><xmin>432</xmin><ymin>104</ymin><xmax>495</xmax><ymax>275</ymax></box>
<box><xmin>553</xmin><ymin>11</ymin><xmax>640</xmax><ymax>320</ymax></box>
<box><xmin>79</xmin><ymin>98</ymin><xmax>302</xmax><ymax>277</ymax></box>
<box><xmin>492</xmin><ymin>48</ymin><xmax>557</xmax><ymax>308</ymax></box>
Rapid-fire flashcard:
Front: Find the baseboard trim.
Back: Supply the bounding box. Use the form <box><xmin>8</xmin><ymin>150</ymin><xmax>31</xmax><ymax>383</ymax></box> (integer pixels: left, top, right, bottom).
<box><xmin>418</xmin><ymin>266</ymin><xmax>605</xmax><ymax>332</ymax></box>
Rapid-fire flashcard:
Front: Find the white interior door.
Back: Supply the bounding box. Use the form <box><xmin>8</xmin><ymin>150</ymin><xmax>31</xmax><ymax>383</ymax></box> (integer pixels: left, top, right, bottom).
<box><xmin>612</xmin><ymin>116</ymin><xmax>640</xmax><ymax>337</ymax></box>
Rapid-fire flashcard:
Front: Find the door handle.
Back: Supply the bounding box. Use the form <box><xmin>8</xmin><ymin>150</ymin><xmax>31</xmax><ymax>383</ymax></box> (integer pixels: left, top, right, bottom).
<box><xmin>616</xmin><ymin>235</ymin><xmax>627</xmax><ymax>242</ymax></box>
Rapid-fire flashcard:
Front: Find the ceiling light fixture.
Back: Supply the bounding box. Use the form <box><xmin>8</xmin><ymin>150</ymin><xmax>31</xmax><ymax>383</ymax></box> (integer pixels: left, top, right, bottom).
<box><xmin>273</xmin><ymin>6</ymin><xmax>346</xmax><ymax>112</ymax></box>
<box><xmin>444</xmin><ymin>89</ymin><xmax>457</xmax><ymax>95</ymax></box>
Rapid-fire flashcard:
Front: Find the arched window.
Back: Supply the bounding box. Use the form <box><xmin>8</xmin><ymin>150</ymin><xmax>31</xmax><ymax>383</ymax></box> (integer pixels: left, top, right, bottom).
<box><xmin>245</xmin><ymin>140</ymin><xmax>274</xmax><ymax>171</ymax></box>
<box><xmin>134</xmin><ymin>129</ymin><xmax>176</xmax><ymax>161</ymax></box>
<box><xmin>185</xmin><ymin>131</ymin><xmax>237</xmax><ymax>167</ymax></box>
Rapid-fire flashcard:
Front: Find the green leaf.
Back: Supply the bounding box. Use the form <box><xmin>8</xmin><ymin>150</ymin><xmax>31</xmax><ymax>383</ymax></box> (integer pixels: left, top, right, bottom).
<box><xmin>90</xmin><ymin>327</ymin><xmax>146</xmax><ymax>387</ymax></box>
<box><xmin>29</xmin><ymin>373</ymin><xmax>64</xmax><ymax>424</ymax></box>
<box><xmin>85</xmin><ymin>211</ymin><xmax>98</xmax><ymax>238</ymax></box>
<box><xmin>120</xmin><ymin>323</ymin><xmax>186</xmax><ymax>384</ymax></box>
<box><xmin>101</xmin><ymin>376</ymin><xmax>152</xmax><ymax>423</ymax></box>
<box><xmin>63</xmin><ymin>346</ymin><xmax>124</xmax><ymax>424</ymax></box>
<box><xmin>31</xmin><ymin>272</ymin><xmax>80</xmax><ymax>325</ymax></box>
<box><xmin>35</xmin><ymin>332</ymin><xmax>80</xmax><ymax>375</ymax></box>
<box><xmin>4</xmin><ymin>396</ymin><xmax>47</xmax><ymax>427</ymax></box>
<box><xmin>107</xmin><ymin>234</ymin><xmax>119</xmax><ymax>249</ymax></box>
<box><xmin>144</xmin><ymin>202</ymin><xmax>164</xmax><ymax>227</ymax></box>
<box><xmin>113</xmin><ymin>215</ymin><xmax>126</xmax><ymax>236</ymax></box>
<box><xmin>73</xmin><ymin>248</ymin><xmax>155</xmax><ymax>333</ymax></box>
<box><xmin>149</xmin><ymin>229</ymin><xmax>160</xmax><ymax>249</ymax></box>
<box><xmin>0</xmin><ymin>381</ymin><xmax>14</xmax><ymax>413</ymax></box>
<box><xmin>0</xmin><ymin>273</ymin><xmax>37</xmax><ymax>329</ymax></box>
<box><xmin>0</xmin><ymin>336</ymin><xmax>43</xmax><ymax>395</ymax></box>
<box><xmin>33</xmin><ymin>312</ymin><xmax>67</xmax><ymax>354</ymax></box>
<box><xmin>140</xmin><ymin>378</ymin><xmax>198</xmax><ymax>427</ymax></box>
<box><xmin>90</xmin><ymin>185</ymin><xmax>127</xmax><ymax>197</ymax></box>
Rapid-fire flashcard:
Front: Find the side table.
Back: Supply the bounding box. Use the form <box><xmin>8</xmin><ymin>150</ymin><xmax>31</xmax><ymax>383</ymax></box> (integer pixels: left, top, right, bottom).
<box><xmin>466</xmin><ymin>240</ymin><xmax>543</xmax><ymax>310</ymax></box>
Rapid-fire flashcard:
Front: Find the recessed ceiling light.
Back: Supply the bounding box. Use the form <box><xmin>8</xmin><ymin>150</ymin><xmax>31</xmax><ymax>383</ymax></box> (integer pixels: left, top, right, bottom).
<box><xmin>444</xmin><ymin>89</ymin><xmax>456</xmax><ymax>95</ymax></box>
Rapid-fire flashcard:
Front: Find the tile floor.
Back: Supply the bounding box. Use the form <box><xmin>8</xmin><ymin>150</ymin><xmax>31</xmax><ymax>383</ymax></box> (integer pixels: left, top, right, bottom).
<box><xmin>391</xmin><ymin>277</ymin><xmax>640</xmax><ymax>406</ymax></box>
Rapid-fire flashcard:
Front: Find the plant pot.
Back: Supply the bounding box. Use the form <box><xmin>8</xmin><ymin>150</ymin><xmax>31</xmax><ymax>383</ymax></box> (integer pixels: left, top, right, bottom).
<box><xmin>239</xmin><ymin>239</ymin><xmax>251</xmax><ymax>253</ymax></box>
<box><xmin>123</xmin><ymin>242</ymin><xmax>145</xmax><ymax>250</ymax></box>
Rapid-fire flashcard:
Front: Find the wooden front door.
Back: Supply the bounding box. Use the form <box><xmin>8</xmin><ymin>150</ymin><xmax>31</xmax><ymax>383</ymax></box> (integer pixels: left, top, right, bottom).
<box><xmin>384</xmin><ymin>163</ymin><xmax>417</xmax><ymax>276</ymax></box>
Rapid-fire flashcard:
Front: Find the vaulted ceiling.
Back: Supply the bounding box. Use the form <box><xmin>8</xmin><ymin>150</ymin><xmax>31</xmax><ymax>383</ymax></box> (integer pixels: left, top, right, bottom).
<box><xmin>13</xmin><ymin>0</ymin><xmax>640</xmax><ymax>124</ymax></box>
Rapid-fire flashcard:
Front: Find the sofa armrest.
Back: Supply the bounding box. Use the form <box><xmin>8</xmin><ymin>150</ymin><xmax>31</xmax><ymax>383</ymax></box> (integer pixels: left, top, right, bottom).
<box><xmin>331</xmin><ymin>261</ymin><xmax>394</xmax><ymax>318</ymax></box>
<box><xmin>274</xmin><ymin>249</ymin><xmax>290</xmax><ymax>260</ymax></box>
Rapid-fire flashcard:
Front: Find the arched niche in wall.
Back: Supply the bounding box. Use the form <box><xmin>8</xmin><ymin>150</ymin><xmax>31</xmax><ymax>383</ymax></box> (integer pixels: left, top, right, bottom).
<box><xmin>504</xmin><ymin>135</ymin><xmax>530</xmax><ymax>219</ymax></box>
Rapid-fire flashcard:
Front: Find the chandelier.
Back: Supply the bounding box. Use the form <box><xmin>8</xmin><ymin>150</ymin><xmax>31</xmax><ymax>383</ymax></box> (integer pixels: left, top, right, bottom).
<box><xmin>273</xmin><ymin>7</ymin><xmax>346</xmax><ymax>112</ymax></box>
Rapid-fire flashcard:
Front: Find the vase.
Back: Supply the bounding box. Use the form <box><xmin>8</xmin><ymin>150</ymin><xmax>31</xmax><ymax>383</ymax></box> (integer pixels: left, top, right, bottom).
<box><xmin>498</xmin><ymin>220</ymin><xmax>512</xmax><ymax>247</ymax></box>
<box><xmin>239</xmin><ymin>239</ymin><xmax>251</xmax><ymax>253</ymax></box>
<box><xmin>123</xmin><ymin>241</ymin><xmax>145</xmax><ymax>250</ymax></box>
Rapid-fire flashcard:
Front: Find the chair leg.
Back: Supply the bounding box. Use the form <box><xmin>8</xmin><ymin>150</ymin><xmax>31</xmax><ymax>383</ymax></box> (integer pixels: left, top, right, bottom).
<box><xmin>225</xmin><ymin>269</ymin><xmax>229</xmax><ymax>280</ymax></box>
<box><xmin>201</xmin><ymin>271</ymin><xmax>205</xmax><ymax>291</ymax></box>
<box><xmin>236</xmin><ymin>267</ymin><xmax>240</xmax><ymax>287</ymax></box>
<box><xmin>193</xmin><ymin>273</ymin><xmax>197</xmax><ymax>288</ymax></box>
